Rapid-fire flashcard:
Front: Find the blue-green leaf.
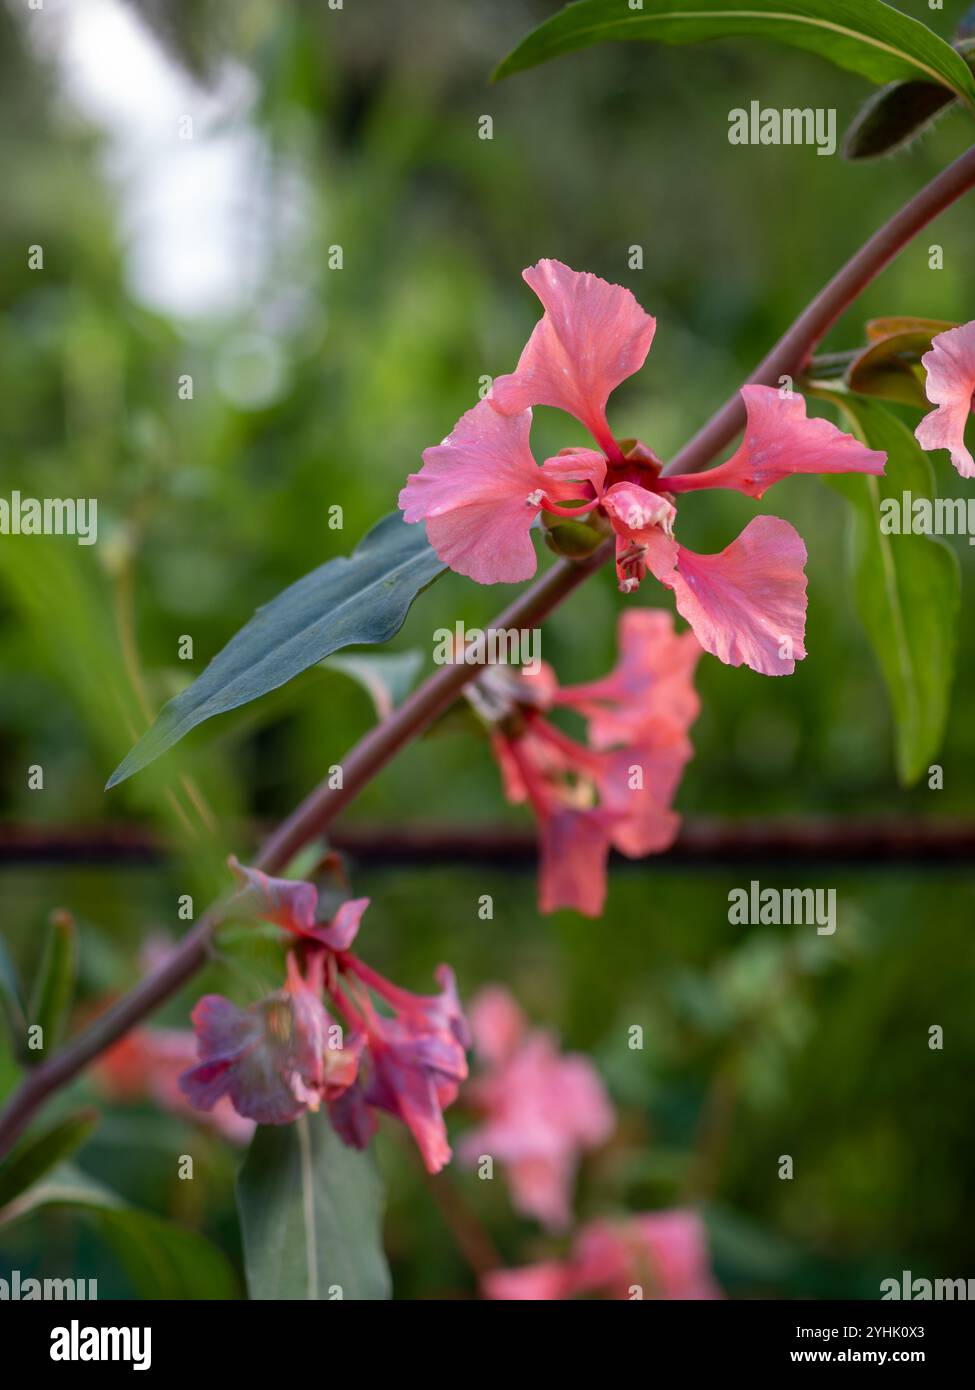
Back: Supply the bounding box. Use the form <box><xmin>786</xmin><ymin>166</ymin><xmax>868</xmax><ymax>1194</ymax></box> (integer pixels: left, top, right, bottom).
<box><xmin>236</xmin><ymin>1111</ymin><xmax>391</xmax><ymax>1300</ymax></box>
<box><xmin>0</xmin><ymin>1110</ymin><xmax>99</xmax><ymax>1210</ymax></box>
<box><xmin>107</xmin><ymin>513</ymin><xmax>445</xmax><ymax>789</ymax></box>
<box><xmin>0</xmin><ymin>936</ymin><xmax>25</xmax><ymax>1047</ymax></box>
<box><xmin>495</xmin><ymin>0</ymin><xmax>975</xmax><ymax>107</ymax></box>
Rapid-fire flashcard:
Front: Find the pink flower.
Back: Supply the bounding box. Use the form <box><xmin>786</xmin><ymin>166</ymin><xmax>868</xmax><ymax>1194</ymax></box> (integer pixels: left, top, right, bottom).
<box><xmin>95</xmin><ymin>1028</ymin><xmax>254</xmax><ymax>1144</ymax></box>
<box><xmin>341</xmin><ymin>959</ymin><xmax>470</xmax><ymax>1174</ymax></box>
<box><xmin>483</xmin><ymin>1209</ymin><xmax>721</xmax><ymax>1301</ymax></box>
<box><xmin>915</xmin><ymin>320</ymin><xmax>975</xmax><ymax>478</ymax></box>
<box><xmin>180</xmin><ymin>952</ymin><xmax>358</xmax><ymax>1125</ymax></box>
<box><xmin>401</xmin><ymin>260</ymin><xmax>885</xmax><ymax>675</ymax></box>
<box><xmin>181</xmin><ymin>862</ymin><xmax>470</xmax><ymax>1172</ymax></box>
<box><xmin>228</xmin><ymin>855</ymin><xmax>369</xmax><ymax>950</ymax></box>
<box><xmin>461</xmin><ymin>986</ymin><xmax>614</xmax><ymax>1231</ymax></box>
<box><xmin>483</xmin><ymin>607</ymin><xmax>701</xmax><ymax>915</ymax></box>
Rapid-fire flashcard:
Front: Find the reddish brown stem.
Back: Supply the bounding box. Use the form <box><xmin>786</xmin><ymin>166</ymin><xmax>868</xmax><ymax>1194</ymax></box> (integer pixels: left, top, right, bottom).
<box><xmin>665</xmin><ymin>143</ymin><xmax>975</xmax><ymax>476</ymax></box>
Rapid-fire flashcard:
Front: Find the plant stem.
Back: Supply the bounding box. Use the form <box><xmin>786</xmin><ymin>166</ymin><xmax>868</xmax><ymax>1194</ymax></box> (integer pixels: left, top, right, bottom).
<box><xmin>2</xmin><ymin>145</ymin><xmax>975</xmax><ymax>1160</ymax></box>
<box><xmin>665</xmin><ymin>142</ymin><xmax>975</xmax><ymax>476</ymax></box>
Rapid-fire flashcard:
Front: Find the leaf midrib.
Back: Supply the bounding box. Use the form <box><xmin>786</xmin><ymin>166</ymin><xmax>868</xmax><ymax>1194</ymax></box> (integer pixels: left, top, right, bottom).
<box><xmin>513</xmin><ymin>7</ymin><xmax>972</xmax><ymax>101</ymax></box>
<box><xmin>192</xmin><ymin>541</ymin><xmax>438</xmax><ymax>713</ymax></box>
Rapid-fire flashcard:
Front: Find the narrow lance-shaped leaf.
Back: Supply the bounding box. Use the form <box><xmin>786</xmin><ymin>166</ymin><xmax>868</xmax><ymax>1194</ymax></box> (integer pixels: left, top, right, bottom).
<box><xmin>236</xmin><ymin>1111</ymin><xmax>392</xmax><ymax>1300</ymax></box>
<box><xmin>28</xmin><ymin>910</ymin><xmax>77</xmax><ymax>1061</ymax></box>
<box><xmin>107</xmin><ymin>512</ymin><xmax>446</xmax><ymax>789</ymax></box>
<box><xmin>0</xmin><ymin>1109</ymin><xmax>99</xmax><ymax>1211</ymax></box>
<box><xmin>495</xmin><ymin>0</ymin><xmax>975</xmax><ymax>108</ymax></box>
<box><xmin>818</xmin><ymin>391</ymin><xmax>959</xmax><ymax>786</ymax></box>
<box><xmin>0</xmin><ymin>936</ymin><xmax>26</xmax><ymax>1048</ymax></box>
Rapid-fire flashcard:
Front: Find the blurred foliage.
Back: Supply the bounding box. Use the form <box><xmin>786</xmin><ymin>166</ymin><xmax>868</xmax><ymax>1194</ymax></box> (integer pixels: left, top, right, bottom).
<box><xmin>1</xmin><ymin>0</ymin><xmax>974</xmax><ymax>1297</ymax></box>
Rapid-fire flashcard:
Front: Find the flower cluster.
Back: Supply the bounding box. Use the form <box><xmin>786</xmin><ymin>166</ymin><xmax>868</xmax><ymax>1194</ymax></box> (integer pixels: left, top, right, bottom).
<box><xmin>484</xmin><ymin>1209</ymin><xmax>721</xmax><ymax>1301</ymax></box>
<box><xmin>179</xmin><ymin>859</ymin><xmax>470</xmax><ymax>1173</ymax></box>
<box><xmin>474</xmin><ymin>607</ymin><xmax>701</xmax><ymax>916</ymax></box>
<box><xmin>401</xmin><ymin>260</ymin><xmax>886</xmax><ymax>676</ymax></box>
<box><xmin>916</xmin><ymin>319</ymin><xmax>975</xmax><ymax>477</ymax></box>
<box><xmin>460</xmin><ymin>986</ymin><xmax>615</xmax><ymax>1231</ymax></box>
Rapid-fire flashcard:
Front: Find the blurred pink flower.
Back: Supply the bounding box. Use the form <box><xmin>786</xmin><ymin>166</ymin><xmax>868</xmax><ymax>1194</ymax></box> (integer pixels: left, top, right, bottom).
<box><xmin>95</xmin><ymin>1027</ymin><xmax>254</xmax><ymax>1144</ymax></box>
<box><xmin>180</xmin><ymin>864</ymin><xmax>469</xmax><ymax>1172</ymax></box>
<box><xmin>461</xmin><ymin>986</ymin><xmax>614</xmax><ymax>1230</ymax></box>
<box><xmin>915</xmin><ymin>320</ymin><xmax>975</xmax><ymax>477</ymax></box>
<box><xmin>485</xmin><ymin>607</ymin><xmax>701</xmax><ymax>915</ymax></box>
<box><xmin>401</xmin><ymin>259</ymin><xmax>885</xmax><ymax>675</ymax></box>
<box><xmin>483</xmin><ymin>1209</ymin><xmax>721</xmax><ymax>1301</ymax></box>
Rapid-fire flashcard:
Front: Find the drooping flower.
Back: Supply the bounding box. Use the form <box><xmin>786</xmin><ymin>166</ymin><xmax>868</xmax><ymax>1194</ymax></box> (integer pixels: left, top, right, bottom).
<box><xmin>460</xmin><ymin>986</ymin><xmax>615</xmax><ymax>1231</ymax></box>
<box><xmin>915</xmin><ymin>320</ymin><xmax>975</xmax><ymax>478</ymax></box>
<box><xmin>483</xmin><ymin>1209</ymin><xmax>721</xmax><ymax>1301</ymax></box>
<box><xmin>400</xmin><ymin>260</ymin><xmax>885</xmax><ymax>676</ymax></box>
<box><xmin>339</xmin><ymin>957</ymin><xmax>470</xmax><ymax>1174</ymax></box>
<box><xmin>479</xmin><ymin>607</ymin><xmax>701</xmax><ymax>915</ymax></box>
<box><xmin>180</xmin><ymin>952</ymin><xmax>357</xmax><ymax>1125</ymax></box>
<box><xmin>180</xmin><ymin>863</ymin><xmax>470</xmax><ymax>1172</ymax></box>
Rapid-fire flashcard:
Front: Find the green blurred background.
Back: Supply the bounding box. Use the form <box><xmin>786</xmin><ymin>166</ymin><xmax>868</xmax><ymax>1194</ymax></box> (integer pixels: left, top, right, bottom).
<box><xmin>1</xmin><ymin>0</ymin><xmax>973</xmax><ymax>1298</ymax></box>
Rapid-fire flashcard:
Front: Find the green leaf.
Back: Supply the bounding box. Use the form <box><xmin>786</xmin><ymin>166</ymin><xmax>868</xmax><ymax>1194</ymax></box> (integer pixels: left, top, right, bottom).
<box><xmin>0</xmin><ymin>1022</ymin><xmax>19</xmax><ymax>1104</ymax></box>
<box><xmin>0</xmin><ymin>1164</ymin><xmax>239</xmax><ymax>1299</ymax></box>
<box><xmin>844</xmin><ymin>40</ymin><xmax>975</xmax><ymax>159</ymax></box>
<box><xmin>236</xmin><ymin>1111</ymin><xmax>392</xmax><ymax>1300</ymax></box>
<box><xmin>0</xmin><ymin>1109</ymin><xmax>99</xmax><ymax>1210</ymax></box>
<box><xmin>846</xmin><ymin>319</ymin><xmax>956</xmax><ymax>409</ymax></box>
<box><xmin>819</xmin><ymin>392</ymin><xmax>959</xmax><ymax>786</ymax></box>
<box><xmin>0</xmin><ymin>936</ymin><xmax>25</xmax><ymax>1045</ymax></box>
<box><xmin>107</xmin><ymin>512</ymin><xmax>445</xmax><ymax>789</ymax></box>
<box><xmin>28</xmin><ymin>910</ymin><xmax>78</xmax><ymax>1060</ymax></box>
<box><xmin>495</xmin><ymin>0</ymin><xmax>975</xmax><ymax>107</ymax></box>
<box><xmin>323</xmin><ymin>649</ymin><xmax>425</xmax><ymax>722</ymax></box>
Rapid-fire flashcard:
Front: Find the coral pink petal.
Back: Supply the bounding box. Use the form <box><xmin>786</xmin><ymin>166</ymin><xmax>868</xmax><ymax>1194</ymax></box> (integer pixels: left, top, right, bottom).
<box><xmin>539</xmin><ymin>448</ymin><xmax>608</xmax><ymax>497</ymax></box>
<box><xmin>228</xmin><ymin>856</ymin><xmax>319</xmax><ymax>935</ymax></box>
<box><xmin>482</xmin><ymin>1263</ymin><xmax>571</xmax><ymax>1301</ymax></box>
<box><xmin>506</xmin><ymin>1154</ymin><xmax>575</xmax><ymax>1232</ymax></box>
<box><xmin>596</xmin><ymin>745</ymin><xmax>686</xmax><ymax>858</ymax></box>
<box><xmin>307</xmin><ymin>897</ymin><xmax>369</xmax><ymax>951</ymax></box>
<box><xmin>538</xmin><ymin>807</ymin><xmax>614</xmax><ymax>917</ymax></box>
<box><xmin>915</xmin><ymin>320</ymin><xmax>975</xmax><ymax>478</ymax></box>
<box><xmin>490</xmin><ymin>259</ymin><xmax>656</xmax><ymax>459</ymax></box>
<box><xmin>468</xmin><ymin>986</ymin><xmax>525</xmax><ymax>1065</ymax></box>
<box><xmin>635</xmin><ymin>1210</ymin><xmax>723</xmax><ymax>1300</ymax></box>
<box><xmin>556</xmin><ymin>607</ymin><xmax>702</xmax><ymax>747</ymax></box>
<box><xmin>602</xmin><ymin>481</ymin><xmax>677</xmax><ymax>539</ymax></box>
<box><xmin>647</xmin><ymin>516</ymin><xmax>808</xmax><ymax>676</ymax></box>
<box><xmin>665</xmin><ymin>386</ymin><xmax>886</xmax><ymax>497</ymax></box>
<box><xmin>399</xmin><ymin>399</ymin><xmax>543</xmax><ymax>584</ymax></box>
